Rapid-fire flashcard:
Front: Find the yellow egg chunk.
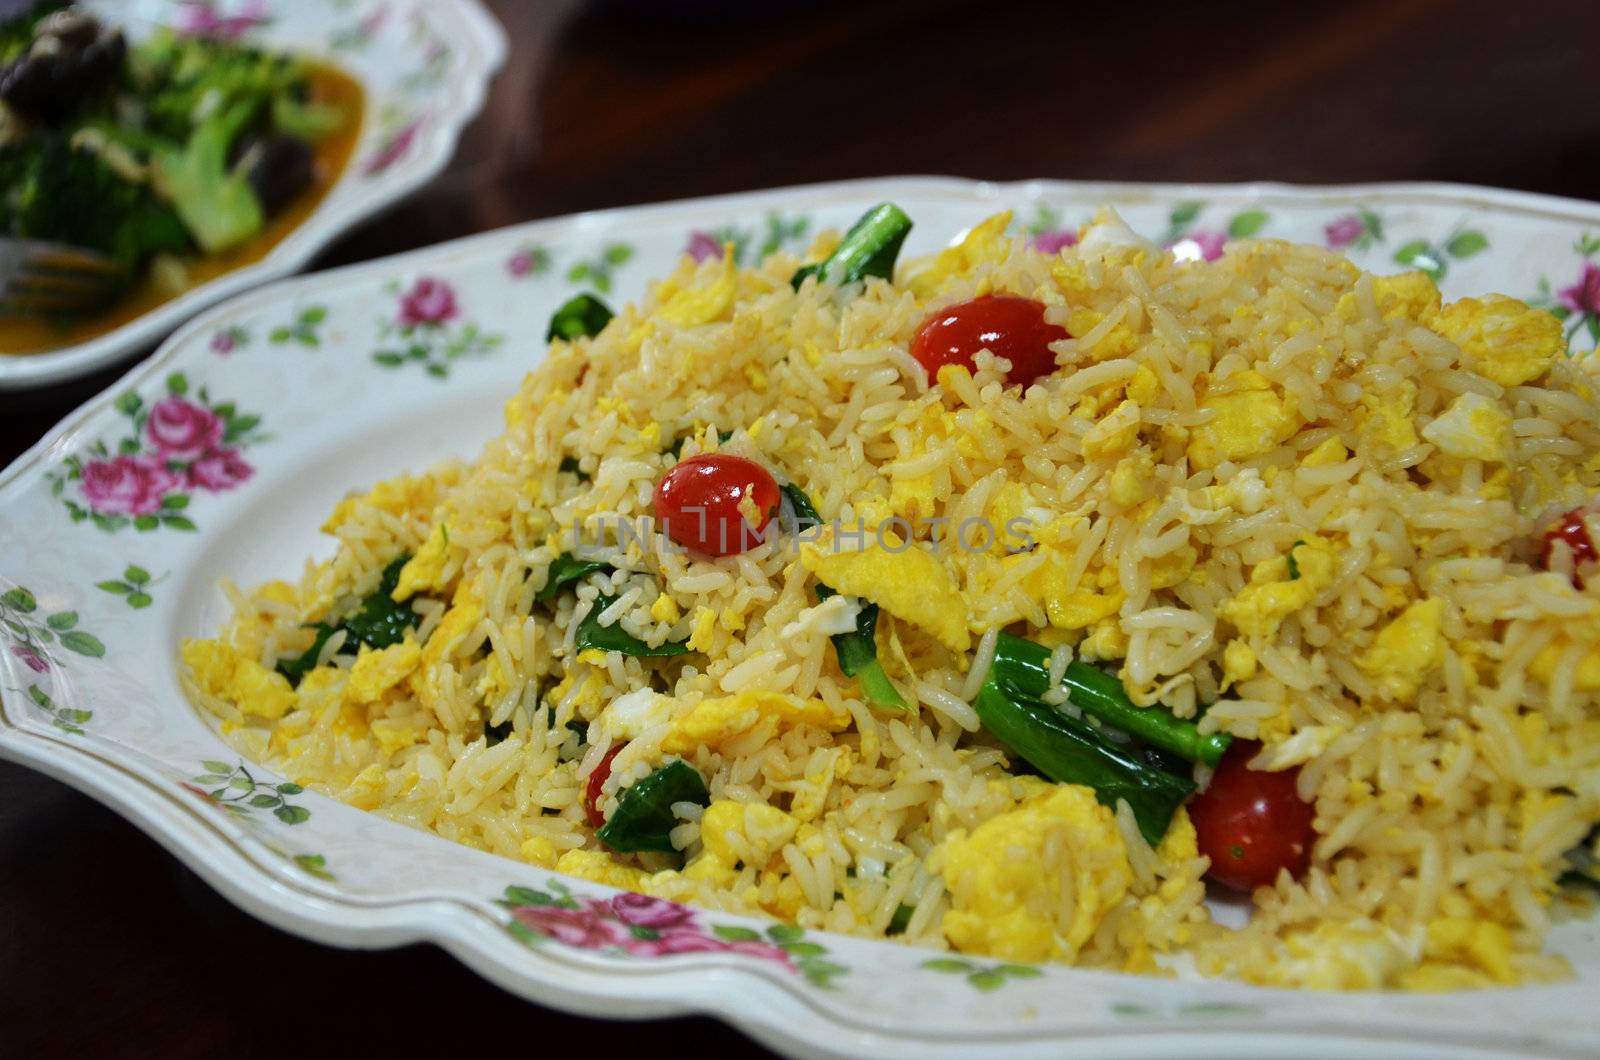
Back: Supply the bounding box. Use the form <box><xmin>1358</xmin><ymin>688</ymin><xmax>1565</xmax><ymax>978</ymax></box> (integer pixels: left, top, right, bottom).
<box><xmin>906</xmin><ymin>210</ymin><xmax>1013</xmax><ymax>297</ymax></box>
<box><xmin>799</xmin><ymin>529</ymin><xmax>970</xmax><ymax>652</ymax></box>
<box><xmin>1434</xmin><ymin>294</ymin><xmax>1563</xmax><ymax>387</ymax></box>
<box><xmin>393</xmin><ymin>521</ymin><xmax>454</xmax><ymax>602</ymax></box>
<box><xmin>346</xmin><ymin>639</ymin><xmax>422</xmax><ymax>705</ymax></box>
<box><xmin>1220</xmin><ymin>536</ymin><xmax>1337</xmax><ymax>638</ymax></box>
<box><xmin>1359</xmin><ymin>598</ymin><xmax>1444</xmax><ymax>703</ymax></box>
<box><xmin>658</xmin><ymin>244</ymin><xmax>738</xmax><ymax>327</ymax></box>
<box><xmin>1337</xmin><ymin>271</ymin><xmax>1441</xmax><ymax>325</ymax></box>
<box><xmin>698</xmin><ymin>800</ymin><xmax>799</xmax><ymax>868</ymax></box>
<box><xmin>182</xmin><ymin>640</ymin><xmax>297</xmax><ymax>720</ymax></box>
<box><xmin>1188</xmin><ymin>376</ymin><xmax>1300</xmax><ymax>470</ymax></box>
<box><xmin>556</xmin><ymin>848</ymin><xmax>651</xmax><ymax>891</ymax></box>
<box><xmin>408</xmin><ymin>591</ymin><xmax>484</xmax><ymax>715</ymax></box>
<box><xmin>660</xmin><ymin>691</ymin><xmax>850</xmax><ymax>754</ymax></box>
<box><xmin>1420</xmin><ymin>392</ymin><xmax>1514</xmax><ymax>463</ymax></box>
<box><xmin>942</xmin><ymin>785</ymin><xmax>1133</xmax><ymax>963</ymax></box>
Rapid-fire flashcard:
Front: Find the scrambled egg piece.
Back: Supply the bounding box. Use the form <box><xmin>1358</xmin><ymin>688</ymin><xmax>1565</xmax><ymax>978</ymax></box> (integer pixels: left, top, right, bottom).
<box><xmin>658</xmin><ymin>244</ymin><xmax>737</xmax><ymax>327</ymax></box>
<box><xmin>393</xmin><ymin>522</ymin><xmax>455</xmax><ymax>602</ymax></box>
<box><xmin>1188</xmin><ymin>372</ymin><xmax>1301</xmax><ymax>470</ymax></box>
<box><xmin>1064</xmin><ymin>308</ymin><xmax>1139</xmax><ymax>362</ymax></box>
<box><xmin>907</xmin><ymin>211</ymin><xmax>1012</xmax><ymax>297</ymax></box>
<box><xmin>1081</xmin><ymin>399</ymin><xmax>1142</xmax><ymax>459</ymax></box>
<box><xmin>1529</xmin><ymin>637</ymin><xmax>1600</xmax><ymax>692</ymax></box>
<box><xmin>941</xmin><ymin>784</ymin><xmax>1132</xmax><ymax>963</ymax></box>
<box><xmin>600</xmin><ymin>687</ymin><xmax>675</xmax><ymax>741</ymax></box>
<box><xmin>321</xmin><ymin>473</ymin><xmax>440</xmax><ymax>535</ymax></box>
<box><xmin>685</xmin><ymin>606</ymin><xmax>718</xmax><ymax>652</ymax></box>
<box><xmin>1434</xmin><ymin>294</ymin><xmax>1562</xmax><ymax>387</ymax></box>
<box><xmin>409</xmin><ymin>590</ymin><xmax>485</xmax><ymax>715</ymax></box>
<box><xmin>660</xmin><ymin>691</ymin><xmax>851</xmax><ymax>754</ymax></box>
<box><xmin>1220</xmin><ymin>639</ymin><xmax>1258</xmax><ymax>690</ymax></box>
<box><xmin>1358</xmin><ymin>598</ymin><xmax>1444</xmax><ymax>703</ymax></box>
<box><xmin>346</xmin><ymin>639</ymin><xmax>421</xmax><ymax>705</ymax></box>
<box><xmin>1270</xmin><ymin>921</ymin><xmax>1413</xmax><ymax>990</ymax></box>
<box><xmin>1220</xmin><ymin>535</ymin><xmax>1337</xmax><ymax>638</ymax></box>
<box><xmin>687</xmin><ymin>800</ymin><xmax>800</xmax><ymax>887</ymax></box>
<box><xmin>1302</xmin><ymin>436</ymin><xmax>1349</xmax><ymax>467</ymax></box>
<box><xmin>183</xmin><ymin>640</ymin><xmax>297</xmax><ymax>720</ymax></box>
<box><xmin>1420</xmin><ymin>392</ymin><xmax>1513</xmax><ymax>463</ymax></box>
<box><xmin>1358</xmin><ymin>380</ymin><xmax>1420</xmax><ymax>452</ymax></box>
<box><xmin>556</xmin><ymin>848</ymin><xmax>651</xmax><ymax>891</ymax></box>
<box><xmin>1033</xmin><ymin>558</ymin><xmax>1124</xmax><ymax>631</ymax></box>
<box><xmin>1336</xmin><ymin>271</ymin><xmax>1440</xmax><ymax>325</ymax></box>
<box><xmin>800</xmin><ymin>529</ymin><xmax>970</xmax><ymax>652</ymax></box>
<box><xmin>1109</xmin><ymin>449</ymin><xmax>1157</xmax><ymax>507</ymax></box>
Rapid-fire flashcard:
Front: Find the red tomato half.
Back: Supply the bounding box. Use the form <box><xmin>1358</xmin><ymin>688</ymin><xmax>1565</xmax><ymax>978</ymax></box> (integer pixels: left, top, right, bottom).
<box><xmin>1189</xmin><ymin>740</ymin><xmax>1316</xmax><ymax>892</ymax></box>
<box><xmin>585</xmin><ymin>743</ymin><xmax>626</xmax><ymax>828</ymax></box>
<box><xmin>654</xmin><ymin>453</ymin><xmax>781</xmax><ymax>557</ymax></box>
<box><xmin>1540</xmin><ymin>505</ymin><xmax>1597</xmax><ymax>589</ymax></box>
<box><xmin>910</xmin><ymin>295</ymin><xmax>1069</xmax><ymax>388</ymax></box>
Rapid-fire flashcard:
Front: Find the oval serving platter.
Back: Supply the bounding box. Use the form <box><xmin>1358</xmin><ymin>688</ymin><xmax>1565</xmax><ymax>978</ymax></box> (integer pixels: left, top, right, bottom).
<box><xmin>0</xmin><ymin>0</ymin><xmax>506</xmax><ymax>391</ymax></box>
<box><xmin>2</xmin><ymin>177</ymin><xmax>1598</xmax><ymax>1059</ymax></box>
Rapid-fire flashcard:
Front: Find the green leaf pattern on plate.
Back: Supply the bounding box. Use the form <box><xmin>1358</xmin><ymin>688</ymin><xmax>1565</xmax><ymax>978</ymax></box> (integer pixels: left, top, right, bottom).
<box><xmin>920</xmin><ymin>955</ymin><xmax>1044</xmax><ymax>992</ymax></box>
<box><xmin>96</xmin><ymin>564</ymin><xmax>161</xmax><ymax>610</ymax></box>
<box><xmin>187</xmin><ymin>761</ymin><xmax>312</xmax><ymax>825</ymax></box>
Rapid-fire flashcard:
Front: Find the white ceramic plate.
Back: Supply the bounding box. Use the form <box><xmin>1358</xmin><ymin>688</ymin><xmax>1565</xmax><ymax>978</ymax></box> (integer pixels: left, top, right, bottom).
<box><xmin>2</xmin><ymin>177</ymin><xmax>1599</xmax><ymax>1059</ymax></box>
<box><xmin>0</xmin><ymin>0</ymin><xmax>506</xmax><ymax>391</ymax></box>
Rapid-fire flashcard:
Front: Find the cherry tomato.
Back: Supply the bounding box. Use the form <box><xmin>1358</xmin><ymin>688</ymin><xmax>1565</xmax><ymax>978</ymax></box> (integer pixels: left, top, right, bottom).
<box><xmin>1540</xmin><ymin>505</ymin><xmax>1597</xmax><ymax>589</ymax></box>
<box><xmin>654</xmin><ymin>453</ymin><xmax>780</xmax><ymax>557</ymax></box>
<box><xmin>910</xmin><ymin>295</ymin><xmax>1069</xmax><ymax>388</ymax></box>
<box><xmin>1188</xmin><ymin>740</ymin><xmax>1316</xmax><ymax>892</ymax></box>
<box><xmin>584</xmin><ymin>743</ymin><xmax>626</xmax><ymax>828</ymax></box>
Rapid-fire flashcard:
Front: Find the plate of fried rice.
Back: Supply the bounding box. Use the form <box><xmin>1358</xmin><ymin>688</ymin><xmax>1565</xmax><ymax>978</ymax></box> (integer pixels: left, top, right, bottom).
<box><xmin>2</xmin><ymin>177</ymin><xmax>1598</xmax><ymax>1058</ymax></box>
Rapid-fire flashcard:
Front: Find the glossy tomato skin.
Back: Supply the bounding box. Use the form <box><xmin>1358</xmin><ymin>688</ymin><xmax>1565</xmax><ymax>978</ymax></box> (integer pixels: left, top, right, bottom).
<box><xmin>654</xmin><ymin>453</ymin><xmax>781</xmax><ymax>557</ymax></box>
<box><xmin>585</xmin><ymin>743</ymin><xmax>626</xmax><ymax>828</ymax></box>
<box><xmin>910</xmin><ymin>295</ymin><xmax>1069</xmax><ymax>388</ymax></box>
<box><xmin>1540</xmin><ymin>505</ymin><xmax>1597</xmax><ymax>589</ymax></box>
<box><xmin>1189</xmin><ymin>740</ymin><xmax>1316</xmax><ymax>892</ymax></box>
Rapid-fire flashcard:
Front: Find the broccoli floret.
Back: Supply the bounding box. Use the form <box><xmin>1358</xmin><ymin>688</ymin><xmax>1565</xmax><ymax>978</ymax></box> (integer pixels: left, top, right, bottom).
<box><xmin>0</xmin><ymin>133</ymin><xmax>190</xmax><ymax>266</ymax></box>
<box><xmin>129</xmin><ymin>31</ymin><xmax>307</xmax><ymax>143</ymax></box>
<box><xmin>149</xmin><ymin>97</ymin><xmax>264</xmax><ymax>254</ymax></box>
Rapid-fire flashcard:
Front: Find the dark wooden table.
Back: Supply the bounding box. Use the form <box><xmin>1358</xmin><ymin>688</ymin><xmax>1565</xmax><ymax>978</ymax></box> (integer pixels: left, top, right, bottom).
<box><xmin>4</xmin><ymin>0</ymin><xmax>1596</xmax><ymax>1054</ymax></box>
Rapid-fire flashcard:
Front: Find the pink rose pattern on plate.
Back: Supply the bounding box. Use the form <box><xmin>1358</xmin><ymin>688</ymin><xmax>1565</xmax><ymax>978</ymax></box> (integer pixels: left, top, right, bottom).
<box><xmin>373</xmin><ymin>277</ymin><xmax>503</xmax><ymax>378</ymax></box>
<box><xmin>49</xmin><ymin>373</ymin><xmax>266</xmax><ymax>533</ymax></box>
<box><xmin>175</xmin><ymin>0</ymin><xmax>271</xmax><ymax>40</ymax></box>
<box><xmin>500</xmin><ymin>882</ymin><xmax>847</xmax><ymax>988</ymax></box>
<box><xmin>1532</xmin><ymin>233</ymin><xmax>1600</xmax><ymax>351</ymax></box>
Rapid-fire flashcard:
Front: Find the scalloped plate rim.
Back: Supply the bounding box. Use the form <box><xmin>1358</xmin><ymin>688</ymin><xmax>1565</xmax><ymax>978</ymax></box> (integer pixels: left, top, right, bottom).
<box><xmin>2</xmin><ymin>175</ymin><xmax>1599</xmax><ymax>1060</ymax></box>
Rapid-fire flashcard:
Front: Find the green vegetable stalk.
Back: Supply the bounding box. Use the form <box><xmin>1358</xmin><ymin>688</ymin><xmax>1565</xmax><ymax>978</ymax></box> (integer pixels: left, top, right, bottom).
<box><xmin>596</xmin><ymin>760</ymin><xmax>710</xmax><ymax>853</ymax></box>
<box><xmin>973</xmin><ymin>673</ymin><xmax>1194</xmax><ymax>846</ymax></box>
<box><xmin>575</xmin><ymin>594</ymin><xmax>688</xmax><ymax>657</ymax></box>
<box><xmin>548</xmin><ymin>293</ymin><xmax>614</xmax><ymax>341</ymax></box>
<box><xmin>536</xmin><ymin>554</ymin><xmax>613</xmax><ymax>603</ymax></box>
<box><xmin>791</xmin><ymin>203</ymin><xmax>913</xmax><ymax>289</ymax></box>
<box><xmin>780</xmin><ymin>483</ymin><xmax>906</xmax><ymax>710</ymax></box>
<box><xmin>989</xmin><ymin>633</ymin><xmax>1231</xmax><ymax>767</ymax></box>
<box><xmin>276</xmin><ymin>554</ymin><xmax>418</xmax><ymax>686</ymax></box>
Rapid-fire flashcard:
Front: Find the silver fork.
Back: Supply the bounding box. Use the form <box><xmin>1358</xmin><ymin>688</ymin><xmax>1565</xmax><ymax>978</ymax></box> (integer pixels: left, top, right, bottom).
<box><xmin>0</xmin><ymin>239</ymin><xmax>129</xmax><ymax>318</ymax></box>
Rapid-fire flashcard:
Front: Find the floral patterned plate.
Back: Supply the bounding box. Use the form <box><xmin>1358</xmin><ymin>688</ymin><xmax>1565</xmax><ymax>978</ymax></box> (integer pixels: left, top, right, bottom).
<box><xmin>3</xmin><ymin>177</ymin><xmax>1599</xmax><ymax>1059</ymax></box>
<box><xmin>0</xmin><ymin>0</ymin><xmax>506</xmax><ymax>391</ymax></box>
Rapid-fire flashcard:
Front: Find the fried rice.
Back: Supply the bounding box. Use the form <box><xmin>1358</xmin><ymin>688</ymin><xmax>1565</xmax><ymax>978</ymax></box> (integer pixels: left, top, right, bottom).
<box><xmin>182</xmin><ymin>206</ymin><xmax>1600</xmax><ymax>990</ymax></box>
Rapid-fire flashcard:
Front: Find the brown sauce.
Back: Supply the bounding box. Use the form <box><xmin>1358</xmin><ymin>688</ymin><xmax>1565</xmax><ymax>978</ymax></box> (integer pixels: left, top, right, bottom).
<box><xmin>0</xmin><ymin>63</ymin><xmax>366</xmax><ymax>356</ymax></box>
